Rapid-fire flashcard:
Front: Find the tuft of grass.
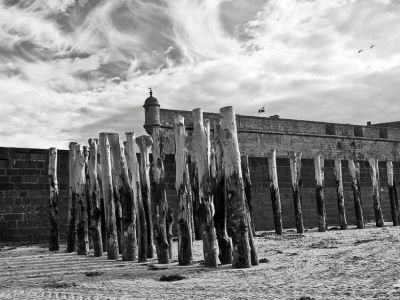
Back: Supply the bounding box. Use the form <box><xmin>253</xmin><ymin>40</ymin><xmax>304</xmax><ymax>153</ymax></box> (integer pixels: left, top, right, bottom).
<box><xmin>159</xmin><ymin>274</ymin><xmax>186</xmax><ymax>282</ymax></box>
<box><xmin>85</xmin><ymin>271</ymin><xmax>104</xmax><ymax>277</ymax></box>
<box><xmin>43</xmin><ymin>281</ymin><xmax>77</xmax><ymax>289</ymax></box>
<box><xmin>258</xmin><ymin>258</ymin><xmax>269</xmax><ymax>263</ymax></box>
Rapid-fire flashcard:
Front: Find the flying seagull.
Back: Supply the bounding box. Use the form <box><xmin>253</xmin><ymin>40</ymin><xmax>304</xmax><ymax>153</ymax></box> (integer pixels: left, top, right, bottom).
<box><xmin>370</xmin><ymin>44</ymin><xmax>374</xmax><ymax>49</ymax></box>
<box><xmin>357</xmin><ymin>49</ymin><xmax>363</xmax><ymax>53</ymax></box>
<box><xmin>258</xmin><ymin>106</ymin><xmax>265</xmax><ymax>113</ymax></box>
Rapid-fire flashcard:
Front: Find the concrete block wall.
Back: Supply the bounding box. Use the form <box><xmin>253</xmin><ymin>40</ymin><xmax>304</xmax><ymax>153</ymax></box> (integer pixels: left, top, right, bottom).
<box><xmin>0</xmin><ymin>147</ymin><xmax>69</xmax><ymax>244</ymax></box>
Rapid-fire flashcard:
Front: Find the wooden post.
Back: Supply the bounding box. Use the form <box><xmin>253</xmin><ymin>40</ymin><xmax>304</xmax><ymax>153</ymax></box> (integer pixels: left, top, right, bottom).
<box><xmin>67</xmin><ymin>142</ymin><xmax>77</xmax><ymax>253</ymax></box>
<box><xmin>240</xmin><ymin>155</ymin><xmax>258</xmax><ymax>266</ymax></box>
<box><xmin>220</xmin><ymin>106</ymin><xmax>252</xmax><ymax>269</ymax></box>
<box><xmin>96</xmin><ymin>145</ymin><xmax>107</xmax><ymax>252</ymax></box>
<box><xmin>289</xmin><ymin>151</ymin><xmax>304</xmax><ymax>233</ymax></box>
<box><xmin>188</xmin><ymin>155</ymin><xmax>202</xmax><ymax>241</ymax></box>
<box><xmin>167</xmin><ymin>208</ymin><xmax>174</xmax><ymax>260</ymax></box>
<box><xmin>192</xmin><ymin>108</ymin><xmax>218</xmax><ymax>267</ymax></box>
<box><xmin>387</xmin><ymin>161</ymin><xmax>399</xmax><ymax>226</ymax></box>
<box><xmin>241</xmin><ymin>155</ymin><xmax>255</xmax><ymax>235</ymax></box>
<box><xmin>136</xmin><ymin>135</ymin><xmax>155</xmax><ymax>259</ymax></box>
<box><xmin>88</xmin><ymin>139</ymin><xmax>103</xmax><ymax>257</ymax></box>
<box><xmin>314</xmin><ymin>155</ymin><xmax>327</xmax><ymax>232</ymax></box>
<box><xmin>150</xmin><ymin>128</ymin><xmax>170</xmax><ymax>264</ymax></box>
<box><xmin>334</xmin><ymin>158</ymin><xmax>347</xmax><ymax>230</ymax></box>
<box><xmin>268</xmin><ymin>149</ymin><xmax>283</xmax><ymax>235</ymax></box>
<box><xmin>368</xmin><ymin>158</ymin><xmax>384</xmax><ymax>227</ymax></box>
<box><xmin>83</xmin><ymin>146</ymin><xmax>93</xmax><ymax>250</ymax></box>
<box><xmin>174</xmin><ymin>116</ymin><xmax>193</xmax><ymax>265</ymax></box>
<box><xmin>99</xmin><ymin>133</ymin><xmax>119</xmax><ymax>259</ymax></box>
<box><xmin>74</xmin><ymin>144</ymin><xmax>89</xmax><ymax>255</ymax></box>
<box><xmin>211</xmin><ymin>126</ymin><xmax>232</xmax><ymax>265</ymax></box>
<box><xmin>348</xmin><ymin>159</ymin><xmax>364</xmax><ymax>229</ymax></box>
<box><xmin>48</xmin><ymin>147</ymin><xmax>59</xmax><ymax>251</ymax></box>
<box><xmin>126</xmin><ymin>132</ymin><xmax>147</xmax><ymax>262</ymax></box>
<box><xmin>107</xmin><ymin>133</ymin><xmax>124</xmax><ymax>254</ymax></box>
<box><xmin>108</xmin><ymin>133</ymin><xmax>138</xmax><ymax>261</ymax></box>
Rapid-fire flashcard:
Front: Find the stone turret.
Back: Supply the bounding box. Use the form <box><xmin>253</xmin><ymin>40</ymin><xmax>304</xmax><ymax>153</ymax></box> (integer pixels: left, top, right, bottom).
<box><xmin>143</xmin><ymin>88</ymin><xmax>161</xmax><ymax>135</ymax></box>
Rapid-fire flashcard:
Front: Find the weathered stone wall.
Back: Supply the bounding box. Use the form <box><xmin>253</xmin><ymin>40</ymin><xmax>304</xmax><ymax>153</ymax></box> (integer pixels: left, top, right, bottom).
<box><xmin>0</xmin><ymin>148</ymin><xmax>69</xmax><ymax>244</ymax></box>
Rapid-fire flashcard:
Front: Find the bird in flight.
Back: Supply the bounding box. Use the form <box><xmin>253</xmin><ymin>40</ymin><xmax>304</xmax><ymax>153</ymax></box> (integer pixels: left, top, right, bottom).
<box><xmin>258</xmin><ymin>106</ymin><xmax>265</xmax><ymax>113</ymax></box>
<box><xmin>358</xmin><ymin>49</ymin><xmax>363</xmax><ymax>53</ymax></box>
<box><xmin>370</xmin><ymin>44</ymin><xmax>374</xmax><ymax>49</ymax></box>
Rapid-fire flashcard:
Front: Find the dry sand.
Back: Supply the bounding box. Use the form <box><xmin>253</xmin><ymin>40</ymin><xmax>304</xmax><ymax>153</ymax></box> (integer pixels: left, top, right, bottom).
<box><xmin>1</xmin><ymin>223</ymin><xmax>400</xmax><ymax>299</ymax></box>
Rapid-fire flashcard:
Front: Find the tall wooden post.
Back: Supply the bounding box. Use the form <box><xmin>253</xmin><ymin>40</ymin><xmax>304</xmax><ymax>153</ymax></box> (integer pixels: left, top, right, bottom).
<box><xmin>188</xmin><ymin>155</ymin><xmax>202</xmax><ymax>241</ymax></box>
<box><xmin>192</xmin><ymin>108</ymin><xmax>218</xmax><ymax>268</ymax></box>
<box><xmin>334</xmin><ymin>158</ymin><xmax>347</xmax><ymax>230</ymax></box>
<box><xmin>387</xmin><ymin>161</ymin><xmax>399</xmax><ymax>226</ymax></box>
<box><xmin>368</xmin><ymin>158</ymin><xmax>384</xmax><ymax>227</ymax></box>
<box><xmin>348</xmin><ymin>159</ymin><xmax>364</xmax><ymax>229</ymax></box>
<box><xmin>48</xmin><ymin>147</ymin><xmax>59</xmax><ymax>251</ymax></box>
<box><xmin>150</xmin><ymin>128</ymin><xmax>170</xmax><ymax>264</ymax></box>
<box><xmin>220</xmin><ymin>106</ymin><xmax>253</xmax><ymax>269</ymax></box>
<box><xmin>99</xmin><ymin>133</ymin><xmax>119</xmax><ymax>259</ymax></box>
<box><xmin>67</xmin><ymin>142</ymin><xmax>77</xmax><ymax>253</ymax></box>
<box><xmin>88</xmin><ymin>139</ymin><xmax>103</xmax><ymax>257</ymax></box>
<box><xmin>240</xmin><ymin>155</ymin><xmax>258</xmax><ymax>265</ymax></box>
<box><xmin>241</xmin><ymin>155</ymin><xmax>255</xmax><ymax>235</ymax></box>
<box><xmin>108</xmin><ymin>133</ymin><xmax>138</xmax><ymax>261</ymax></box>
<box><xmin>126</xmin><ymin>132</ymin><xmax>147</xmax><ymax>262</ymax></box>
<box><xmin>289</xmin><ymin>151</ymin><xmax>304</xmax><ymax>233</ymax></box>
<box><xmin>174</xmin><ymin>116</ymin><xmax>193</xmax><ymax>266</ymax></box>
<box><xmin>107</xmin><ymin>133</ymin><xmax>124</xmax><ymax>254</ymax></box>
<box><xmin>83</xmin><ymin>146</ymin><xmax>92</xmax><ymax>250</ymax></box>
<box><xmin>212</xmin><ymin>122</ymin><xmax>232</xmax><ymax>265</ymax></box>
<box><xmin>136</xmin><ymin>135</ymin><xmax>155</xmax><ymax>259</ymax></box>
<box><xmin>74</xmin><ymin>144</ymin><xmax>89</xmax><ymax>255</ymax></box>
<box><xmin>268</xmin><ymin>149</ymin><xmax>283</xmax><ymax>235</ymax></box>
<box><xmin>314</xmin><ymin>155</ymin><xmax>327</xmax><ymax>232</ymax></box>
<box><xmin>96</xmin><ymin>145</ymin><xmax>107</xmax><ymax>252</ymax></box>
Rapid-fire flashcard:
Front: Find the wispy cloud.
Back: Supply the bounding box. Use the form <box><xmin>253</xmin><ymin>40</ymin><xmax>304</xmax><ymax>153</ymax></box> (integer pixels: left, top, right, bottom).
<box><xmin>0</xmin><ymin>0</ymin><xmax>399</xmax><ymax>148</ymax></box>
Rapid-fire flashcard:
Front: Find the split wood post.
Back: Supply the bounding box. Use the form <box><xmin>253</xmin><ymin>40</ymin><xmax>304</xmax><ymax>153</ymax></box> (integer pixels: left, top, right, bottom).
<box><xmin>220</xmin><ymin>106</ymin><xmax>253</xmax><ymax>269</ymax></box>
<box><xmin>83</xmin><ymin>146</ymin><xmax>93</xmax><ymax>250</ymax></box>
<box><xmin>188</xmin><ymin>155</ymin><xmax>202</xmax><ymax>241</ymax></box>
<box><xmin>107</xmin><ymin>133</ymin><xmax>124</xmax><ymax>254</ymax></box>
<box><xmin>74</xmin><ymin>144</ymin><xmax>89</xmax><ymax>255</ymax></box>
<box><xmin>240</xmin><ymin>155</ymin><xmax>258</xmax><ymax>266</ymax></box>
<box><xmin>88</xmin><ymin>139</ymin><xmax>103</xmax><ymax>257</ymax></box>
<box><xmin>387</xmin><ymin>161</ymin><xmax>399</xmax><ymax>226</ymax></box>
<box><xmin>334</xmin><ymin>158</ymin><xmax>347</xmax><ymax>230</ymax></box>
<box><xmin>108</xmin><ymin>133</ymin><xmax>138</xmax><ymax>261</ymax></box>
<box><xmin>268</xmin><ymin>149</ymin><xmax>283</xmax><ymax>235</ymax></box>
<box><xmin>99</xmin><ymin>133</ymin><xmax>119</xmax><ymax>259</ymax></box>
<box><xmin>314</xmin><ymin>155</ymin><xmax>327</xmax><ymax>232</ymax></box>
<box><xmin>126</xmin><ymin>132</ymin><xmax>147</xmax><ymax>262</ymax></box>
<box><xmin>150</xmin><ymin>128</ymin><xmax>170</xmax><ymax>264</ymax></box>
<box><xmin>289</xmin><ymin>151</ymin><xmax>304</xmax><ymax>233</ymax></box>
<box><xmin>348</xmin><ymin>159</ymin><xmax>364</xmax><ymax>229</ymax></box>
<box><xmin>67</xmin><ymin>142</ymin><xmax>77</xmax><ymax>252</ymax></box>
<box><xmin>96</xmin><ymin>144</ymin><xmax>107</xmax><ymax>252</ymax></box>
<box><xmin>136</xmin><ymin>135</ymin><xmax>155</xmax><ymax>259</ymax></box>
<box><xmin>212</xmin><ymin>122</ymin><xmax>232</xmax><ymax>265</ymax></box>
<box><xmin>241</xmin><ymin>155</ymin><xmax>255</xmax><ymax>235</ymax></box>
<box><xmin>192</xmin><ymin>108</ymin><xmax>218</xmax><ymax>267</ymax></box>
<box><xmin>368</xmin><ymin>158</ymin><xmax>384</xmax><ymax>227</ymax></box>
<box><xmin>48</xmin><ymin>147</ymin><xmax>59</xmax><ymax>251</ymax></box>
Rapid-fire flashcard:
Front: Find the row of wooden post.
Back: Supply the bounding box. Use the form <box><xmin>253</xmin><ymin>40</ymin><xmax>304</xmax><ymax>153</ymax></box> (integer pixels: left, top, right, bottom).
<box><xmin>47</xmin><ymin>105</ymin><xmax>399</xmax><ymax>268</ymax></box>
<box><xmin>267</xmin><ymin>153</ymin><xmax>399</xmax><ymax>235</ymax></box>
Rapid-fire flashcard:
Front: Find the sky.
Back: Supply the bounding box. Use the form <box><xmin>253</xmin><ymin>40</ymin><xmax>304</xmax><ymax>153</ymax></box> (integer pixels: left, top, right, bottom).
<box><xmin>1</xmin><ymin>0</ymin><xmax>400</xmax><ymax>149</ymax></box>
